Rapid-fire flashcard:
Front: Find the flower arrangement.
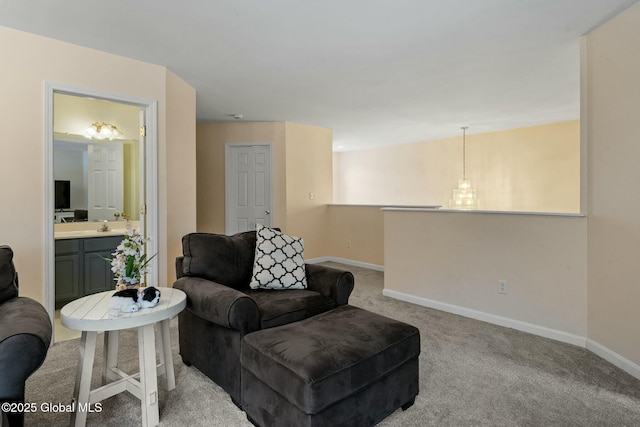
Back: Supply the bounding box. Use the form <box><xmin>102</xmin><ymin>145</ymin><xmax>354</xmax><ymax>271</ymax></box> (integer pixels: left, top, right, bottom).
<box><xmin>104</xmin><ymin>229</ymin><xmax>157</xmax><ymax>290</ymax></box>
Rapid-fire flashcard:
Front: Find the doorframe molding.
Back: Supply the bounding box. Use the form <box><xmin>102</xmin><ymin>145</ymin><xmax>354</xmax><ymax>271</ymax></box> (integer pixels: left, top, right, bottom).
<box><xmin>224</xmin><ymin>142</ymin><xmax>273</xmax><ymax>235</ymax></box>
<box><xmin>44</xmin><ymin>81</ymin><xmax>158</xmax><ymax>333</ymax></box>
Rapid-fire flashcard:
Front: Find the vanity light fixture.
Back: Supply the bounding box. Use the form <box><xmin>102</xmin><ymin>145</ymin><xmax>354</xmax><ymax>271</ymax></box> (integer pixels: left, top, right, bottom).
<box><xmin>449</xmin><ymin>126</ymin><xmax>478</xmax><ymax>210</ymax></box>
<box><xmin>84</xmin><ymin>122</ymin><xmax>122</xmax><ymax>140</ymax></box>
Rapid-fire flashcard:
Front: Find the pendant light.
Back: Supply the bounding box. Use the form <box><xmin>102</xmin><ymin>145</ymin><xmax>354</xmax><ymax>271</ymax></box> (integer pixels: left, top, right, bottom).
<box><xmin>449</xmin><ymin>126</ymin><xmax>478</xmax><ymax>210</ymax></box>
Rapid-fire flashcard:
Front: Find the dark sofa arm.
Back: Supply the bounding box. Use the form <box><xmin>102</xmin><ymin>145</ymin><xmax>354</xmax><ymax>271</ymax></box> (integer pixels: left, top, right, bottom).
<box><xmin>174</xmin><ymin>277</ymin><xmax>260</xmax><ymax>334</ymax></box>
<box><xmin>305</xmin><ymin>264</ymin><xmax>354</xmax><ymax>306</ymax></box>
<box><xmin>0</xmin><ymin>297</ymin><xmax>52</xmax><ymax>402</ymax></box>
<box><xmin>0</xmin><ymin>335</ymin><xmax>49</xmax><ymax>401</ymax></box>
<box><xmin>0</xmin><ymin>297</ymin><xmax>51</xmax><ymax>351</ymax></box>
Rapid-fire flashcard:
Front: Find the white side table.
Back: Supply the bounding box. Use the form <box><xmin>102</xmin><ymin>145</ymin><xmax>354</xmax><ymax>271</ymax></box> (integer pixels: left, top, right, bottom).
<box><xmin>61</xmin><ymin>287</ymin><xmax>186</xmax><ymax>427</ymax></box>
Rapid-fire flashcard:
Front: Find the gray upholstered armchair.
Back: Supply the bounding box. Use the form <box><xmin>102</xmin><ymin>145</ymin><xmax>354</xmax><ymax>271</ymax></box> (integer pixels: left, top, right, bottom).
<box><xmin>0</xmin><ymin>246</ymin><xmax>52</xmax><ymax>427</ymax></box>
<box><xmin>173</xmin><ymin>230</ymin><xmax>354</xmax><ymax>406</ymax></box>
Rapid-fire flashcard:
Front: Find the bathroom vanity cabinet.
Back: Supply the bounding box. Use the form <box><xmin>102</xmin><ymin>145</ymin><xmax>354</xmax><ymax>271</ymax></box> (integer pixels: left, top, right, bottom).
<box><xmin>55</xmin><ymin>235</ymin><xmax>122</xmax><ymax>307</ymax></box>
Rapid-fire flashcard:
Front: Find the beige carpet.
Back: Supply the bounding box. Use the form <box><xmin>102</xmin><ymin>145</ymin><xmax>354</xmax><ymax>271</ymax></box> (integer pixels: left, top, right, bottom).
<box><xmin>25</xmin><ymin>263</ymin><xmax>640</xmax><ymax>426</ymax></box>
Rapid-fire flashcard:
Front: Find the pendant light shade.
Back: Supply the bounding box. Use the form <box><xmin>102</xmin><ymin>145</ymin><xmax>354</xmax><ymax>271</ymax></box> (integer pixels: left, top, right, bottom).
<box><xmin>449</xmin><ymin>126</ymin><xmax>478</xmax><ymax>210</ymax></box>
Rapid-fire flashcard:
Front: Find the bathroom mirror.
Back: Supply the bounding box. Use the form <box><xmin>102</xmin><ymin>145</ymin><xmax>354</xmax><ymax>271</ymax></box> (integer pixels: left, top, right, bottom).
<box><xmin>53</xmin><ymin>93</ymin><xmax>143</xmax><ymax>223</ymax></box>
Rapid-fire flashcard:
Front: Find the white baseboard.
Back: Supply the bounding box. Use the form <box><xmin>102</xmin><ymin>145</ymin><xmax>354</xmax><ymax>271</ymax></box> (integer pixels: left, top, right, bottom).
<box><xmin>586</xmin><ymin>339</ymin><xmax>640</xmax><ymax>380</ymax></box>
<box><xmin>306</xmin><ymin>256</ymin><xmax>384</xmax><ymax>271</ymax></box>
<box><xmin>305</xmin><ymin>260</ymin><xmax>640</xmax><ymax>381</ymax></box>
<box><xmin>305</xmin><ymin>256</ymin><xmax>332</xmax><ymax>264</ymax></box>
<box><xmin>384</xmin><ymin>288</ymin><xmax>640</xmax><ymax>380</ymax></box>
<box><xmin>382</xmin><ymin>288</ymin><xmax>586</xmax><ymax>347</ymax></box>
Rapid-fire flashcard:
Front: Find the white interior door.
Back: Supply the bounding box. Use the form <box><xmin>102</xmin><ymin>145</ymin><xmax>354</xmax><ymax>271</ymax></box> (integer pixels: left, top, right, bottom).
<box><xmin>226</xmin><ymin>144</ymin><xmax>272</xmax><ymax>234</ymax></box>
<box><xmin>87</xmin><ymin>143</ymin><xmax>124</xmax><ymax>221</ymax></box>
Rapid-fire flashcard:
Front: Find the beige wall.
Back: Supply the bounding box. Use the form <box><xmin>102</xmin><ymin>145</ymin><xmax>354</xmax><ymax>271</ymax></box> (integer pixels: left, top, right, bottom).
<box><xmin>123</xmin><ymin>142</ymin><xmax>140</xmax><ymax>221</ymax></box>
<box><xmin>335</xmin><ymin>121</ymin><xmax>580</xmax><ymax>213</ymax></box>
<box><xmin>284</xmin><ymin>122</ymin><xmax>333</xmax><ymax>259</ymax></box>
<box><xmin>196</xmin><ymin>122</ymin><xmax>332</xmax><ymax>257</ymax></box>
<box><xmin>165</xmin><ymin>69</ymin><xmax>197</xmax><ymax>282</ymax></box>
<box><xmin>326</xmin><ymin>205</ymin><xmax>385</xmax><ymax>266</ymax></box>
<box><xmin>384</xmin><ymin>210</ymin><xmax>588</xmax><ymax>340</ymax></box>
<box><xmin>0</xmin><ymin>26</ymin><xmax>196</xmax><ymax>301</ymax></box>
<box><xmin>196</xmin><ymin>122</ymin><xmax>287</xmax><ymax>233</ymax></box>
<box><xmin>586</xmin><ymin>3</ymin><xmax>640</xmax><ymax>366</ymax></box>
<box><xmin>54</xmin><ymin>93</ymin><xmax>141</xmax><ymax>138</ymax></box>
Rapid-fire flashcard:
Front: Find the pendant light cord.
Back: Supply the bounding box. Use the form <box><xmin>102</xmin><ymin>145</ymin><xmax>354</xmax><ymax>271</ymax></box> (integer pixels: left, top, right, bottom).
<box><xmin>461</xmin><ymin>126</ymin><xmax>468</xmax><ymax>180</ymax></box>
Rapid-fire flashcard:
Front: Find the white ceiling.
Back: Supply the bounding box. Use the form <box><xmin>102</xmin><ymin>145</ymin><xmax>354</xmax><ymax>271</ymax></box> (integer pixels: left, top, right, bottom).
<box><xmin>0</xmin><ymin>0</ymin><xmax>637</xmax><ymax>151</ymax></box>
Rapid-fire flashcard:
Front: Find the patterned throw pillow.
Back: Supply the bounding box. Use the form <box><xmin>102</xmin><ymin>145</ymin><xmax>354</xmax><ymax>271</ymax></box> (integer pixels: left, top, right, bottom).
<box><xmin>250</xmin><ymin>224</ymin><xmax>307</xmax><ymax>290</ymax></box>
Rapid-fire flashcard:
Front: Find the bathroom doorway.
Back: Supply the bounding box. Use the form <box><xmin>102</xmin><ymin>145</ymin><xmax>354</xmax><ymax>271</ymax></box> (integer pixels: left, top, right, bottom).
<box><xmin>44</xmin><ymin>82</ymin><xmax>158</xmax><ymax>341</ymax></box>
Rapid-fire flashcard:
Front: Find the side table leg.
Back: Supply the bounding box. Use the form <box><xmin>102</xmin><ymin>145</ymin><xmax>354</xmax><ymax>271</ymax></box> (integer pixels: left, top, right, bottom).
<box><xmin>160</xmin><ymin>319</ymin><xmax>176</xmax><ymax>390</ymax></box>
<box><xmin>103</xmin><ymin>330</ymin><xmax>119</xmax><ymax>384</ymax></box>
<box><xmin>155</xmin><ymin>325</ymin><xmax>165</xmax><ymax>371</ymax></box>
<box><xmin>71</xmin><ymin>331</ymin><xmax>97</xmax><ymax>427</ymax></box>
<box><xmin>138</xmin><ymin>324</ymin><xmax>159</xmax><ymax>427</ymax></box>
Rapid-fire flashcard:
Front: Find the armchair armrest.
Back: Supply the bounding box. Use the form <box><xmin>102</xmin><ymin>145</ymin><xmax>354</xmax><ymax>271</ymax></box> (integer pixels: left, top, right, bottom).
<box><xmin>0</xmin><ymin>297</ymin><xmax>51</xmax><ymax>401</ymax></box>
<box><xmin>175</xmin><ymin>256</ymin><xmax>185</xmax><ymax>279</ymax></box>
<box><xmin>0</xmin><ymin>297</ymin><xmax>51</xmax><ymax>349</ymax></box>
<box><xmin>305</xmin><ymin>264</ymin><xmax>354</xmax><ymax>306</ymax></box>
<box><xmin>173</xmin><ymin>277</ymin><xmax>260</xmax><ymax>334</ymax></box>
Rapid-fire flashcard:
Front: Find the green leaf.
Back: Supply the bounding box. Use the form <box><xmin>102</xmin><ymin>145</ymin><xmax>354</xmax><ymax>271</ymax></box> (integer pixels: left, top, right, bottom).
<box><xmin>125</xmin><ymin>256</ymin><xmax>135</xmax><ymax>278</ymax></box>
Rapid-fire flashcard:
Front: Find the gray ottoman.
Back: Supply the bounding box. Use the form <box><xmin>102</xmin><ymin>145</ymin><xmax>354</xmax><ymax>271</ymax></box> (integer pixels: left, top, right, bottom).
<box><xmin>241</xmin><ymin>305</ymin><xmax>420</xmax><ymax>427</ymax></box>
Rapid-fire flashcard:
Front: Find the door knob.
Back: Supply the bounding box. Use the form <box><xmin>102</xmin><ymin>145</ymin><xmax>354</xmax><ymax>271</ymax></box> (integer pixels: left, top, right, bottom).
<box><xmin>265</xmin><ymin>210</ymin><xmax>270</xmax><ymax>215</ymax></box>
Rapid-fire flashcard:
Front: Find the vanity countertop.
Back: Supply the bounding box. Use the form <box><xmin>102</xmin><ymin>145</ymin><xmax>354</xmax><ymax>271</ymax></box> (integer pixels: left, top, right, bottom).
<box><xmin>54</xmin><ymin>229</ymin><xmax>128</xmax><ymax>240</ymax></box>
<box><xmin>54</xmin><ymin>220</ymin><xmax>138</xmax><ymax>240</ymax></box>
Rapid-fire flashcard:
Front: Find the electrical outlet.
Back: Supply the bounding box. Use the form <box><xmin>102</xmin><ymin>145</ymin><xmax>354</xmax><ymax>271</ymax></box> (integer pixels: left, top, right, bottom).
<box><xmin>346</xmin><ymin>240</ymin><xmax>352</xmax><ymax>248</ymax></box>
<box><xmin>498</xmin><ymin>280</ymin><xmax>508</xmax><ymax>295</ymax></box>
<box><xmin>309</xmin><ymin>192</ymin><xmax>315</xmax><ymax>200</ymax></box>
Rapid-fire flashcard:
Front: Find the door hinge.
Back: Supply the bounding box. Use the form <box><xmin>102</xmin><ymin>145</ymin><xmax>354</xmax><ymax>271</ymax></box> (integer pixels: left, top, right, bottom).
<box><xmin>140</xmin><ymin>204</ymin><xmax>147</xmax><ymax>215</ymax></box>
<box><xmin>140</xmin><ymin>126</ymin><xmax>146</xmax><ymax>137</ymax></box>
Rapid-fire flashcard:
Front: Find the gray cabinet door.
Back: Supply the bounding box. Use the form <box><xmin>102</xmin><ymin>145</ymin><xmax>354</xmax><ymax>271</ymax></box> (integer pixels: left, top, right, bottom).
<box><xmin>55</xmin><ymin>239</ymin><xmax>81</xmax><ymax>307</ymax></box>
<box><xmin>55</xmin><ymin>236</ymin><xmax>121</xmax><ymax>305</ymax></box>
<box><xmin>83</xmin><ymin>237</ymin><xmax>120</xmax><ymax>295</ymax></box>
<box><xmin>84</xmin><ymin>251</ymin><xmax>114</xmax><ymax>295</ymax></box>
<box><xmin>55</xmin><ymin>253</ymin><xmax>81</xmax><ymax>304</ymax></box>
